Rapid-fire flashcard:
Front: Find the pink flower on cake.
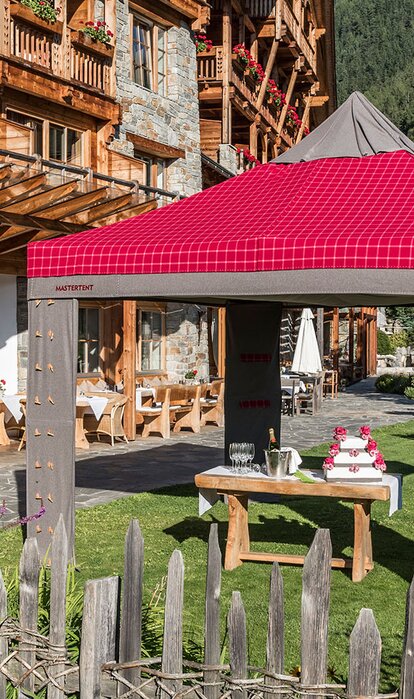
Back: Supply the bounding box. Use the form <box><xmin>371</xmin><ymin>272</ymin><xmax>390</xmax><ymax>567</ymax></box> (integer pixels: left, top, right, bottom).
<box><xmin>374</xmin><ymin>453</ymin><xmax>387</xmax><ymax>471</ymax></box>
<box><xmin>359</xmin><ymin>425</ymin><xmax>371</xmax><ymax>440</ymax></box>
<box><xmin>367</xmin><ymin>439</ymin><xmax>378</xmax><ymax>456</ymax></box>
<box><xmin>329</xmin><ymin>443</ymin><xmax>340</xmax><ymax>456</ymax></box>
<box><xmin>333</xmin><ymin>426</ymin><xmax>347</xmax><ymax>441</ymax></box>
<box><xmin>323</xmin><ymin>457</ymin><xmax>335</xmax><ymax>471</ymax></box>
<box><xmin>349</xmin><ymin>464</ymin><xmax>360</xmax><ymax>473</ymax></box>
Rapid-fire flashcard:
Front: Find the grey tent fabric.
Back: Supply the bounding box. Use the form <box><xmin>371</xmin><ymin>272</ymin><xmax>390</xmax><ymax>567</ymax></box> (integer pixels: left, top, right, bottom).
<box><xmin>224</xmin><ymin>303</ymin><xmax>282</xmax><ymax>465</ymax></box>
<box><xmin>274</xmin><ymin>92</ymin><xmax>414</xmax><ymax>163</ymax></box>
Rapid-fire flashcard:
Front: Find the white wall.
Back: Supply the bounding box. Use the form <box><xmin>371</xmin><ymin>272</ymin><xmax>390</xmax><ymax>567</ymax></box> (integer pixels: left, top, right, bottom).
<box><xmin>0</xmin><ymin>275</ymin><xmax>18</xmax><ymax>394</ymax></box>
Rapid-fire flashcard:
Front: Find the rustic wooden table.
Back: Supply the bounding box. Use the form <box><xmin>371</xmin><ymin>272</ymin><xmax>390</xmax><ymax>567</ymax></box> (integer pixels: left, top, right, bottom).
<box><xmin>194</xmin><ymin>470</ymin><xmax>391</xmax><ymax>582</ymax></box>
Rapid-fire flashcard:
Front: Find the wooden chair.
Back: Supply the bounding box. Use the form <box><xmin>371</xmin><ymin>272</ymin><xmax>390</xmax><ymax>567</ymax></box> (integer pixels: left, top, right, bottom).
<box><xmin>323</xmin><ymin>370</ymin><xmax>338</xmax><ymax>399</ymax></box>
<box><xmin>281</xmin><ymin>380</ymin><xmax>296</xmax><ymax>416</ymax></box>
<box><xmin>137</xmin><ymin>388</ymin><xmax>171</xmax><ymax>439</ymax></box>
<box><xmin>83</xmin><ymin>395</ymin><xmax>128</xmax><ymax>446</ymax></box>
<box><xmin>200</xmin><ymin>381</ymin><xmax>224</xmax><ymax>427</ymax></box>
<box><xmin>173</xmin><ymin>385</ymin><xmax>202</xmax><ymax>433</ymax></box>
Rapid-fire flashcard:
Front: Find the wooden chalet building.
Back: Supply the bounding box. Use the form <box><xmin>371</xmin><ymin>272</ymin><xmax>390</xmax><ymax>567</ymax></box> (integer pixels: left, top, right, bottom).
<box><xmin>0</xmin><ymin>0</ymin><xmax>371</xmax><ymax>412</ymax></box>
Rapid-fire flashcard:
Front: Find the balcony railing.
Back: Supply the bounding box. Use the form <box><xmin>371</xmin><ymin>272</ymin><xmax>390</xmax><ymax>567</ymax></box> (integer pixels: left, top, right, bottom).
<box><xmin>246</xmin><ymin>0</ymin><xmax>276</xmax><ymax>19</ymax></box>
<box><xmin>282</xmin><ymin>2</ymin><xmax>316</xmax><ymax>72</ymax></box>
<box><xmin>4</xmin><ymin>2</ymin><xmax>115</xmax><ymax>96</ymax></box>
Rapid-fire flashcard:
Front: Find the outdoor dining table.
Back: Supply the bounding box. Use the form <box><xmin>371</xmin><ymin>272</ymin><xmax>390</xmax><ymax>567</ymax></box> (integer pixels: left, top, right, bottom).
<box><xmin>195</xmin><ymin>467</ymin><xmax>399</xmax><ymax>582</ymax></box>
<box><xmin>0</xmin><ymin>396</ymin><xmax>25</xmax><ymax>446</ymax></box>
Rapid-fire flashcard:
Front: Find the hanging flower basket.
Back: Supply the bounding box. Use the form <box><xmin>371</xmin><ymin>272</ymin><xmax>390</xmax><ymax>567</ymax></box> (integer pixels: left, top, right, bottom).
<box><xmin>11</xmin><ymin>1</ymin><xmax>63</xmax><ymax>34</ymax></box>
<box><xmin>71</xmin><ymin>30</ymin><xmax>114</xmax><ymax>58</ymax></box>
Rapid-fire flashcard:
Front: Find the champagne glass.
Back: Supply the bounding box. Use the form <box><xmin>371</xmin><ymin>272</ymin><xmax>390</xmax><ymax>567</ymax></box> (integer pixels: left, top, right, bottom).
<box><xmin>229</xmin><ymin>443</ymin><xmax>236</xmax><ymax>472</ymax></box>
<box><xmin>247</xmin><ymin>443</ymin><xmax>255</xmax><ymax>471</ymax></box>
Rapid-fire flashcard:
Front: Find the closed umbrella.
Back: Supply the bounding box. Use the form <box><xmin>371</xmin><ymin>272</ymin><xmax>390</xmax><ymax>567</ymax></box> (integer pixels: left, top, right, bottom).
<box><xmin>291</xmin><ymin>308</ymin><xmax>322</xmax><ymax>374</ymax></box>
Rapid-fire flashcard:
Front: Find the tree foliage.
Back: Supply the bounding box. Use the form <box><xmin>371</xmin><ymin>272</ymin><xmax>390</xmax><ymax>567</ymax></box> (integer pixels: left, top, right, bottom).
<box><xmin>335</xmin><ymin>0</ymin><xmax>414</xmax><ymax>138</ymax></box>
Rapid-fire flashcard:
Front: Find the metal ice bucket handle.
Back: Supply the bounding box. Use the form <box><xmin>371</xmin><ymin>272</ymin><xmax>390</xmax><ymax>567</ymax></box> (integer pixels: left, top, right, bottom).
<box><xmin>264</xmin><ymin>449</ymin><xmax>289</xmax><ymax>479</ymax></box>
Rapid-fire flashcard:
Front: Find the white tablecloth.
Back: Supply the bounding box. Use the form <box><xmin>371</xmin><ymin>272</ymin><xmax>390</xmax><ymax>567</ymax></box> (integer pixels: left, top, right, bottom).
<box><xmin>281</xmin><ymin>380</ymin><xmax>306</xmax><ymax>396</ymax></box>
<box><xmin>136</xmin><ymin>388</ymin><xmax>156</xmax><ymax>408</ymax></box>
<box><xmin>81</xmin><ymin>396</ymin><xmax>108</xmax><ymax>420</ymax></box>
<box><xmin>1</xmin><ymin>395</ymin><xmax>24</xmax><ymax>423</ymax></box>
<box><xmin>198</xmin><ymin>466</ymin><xmax>402</xmax><ymax>518</ymax></box>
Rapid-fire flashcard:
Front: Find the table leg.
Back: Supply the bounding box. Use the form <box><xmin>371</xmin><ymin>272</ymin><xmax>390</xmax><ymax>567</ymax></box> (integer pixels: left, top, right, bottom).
<box><xmin>0</xmin><ymin>412</ymin><xmax>10</xmax><ymax>446</ymax></box>
<box><xmin>224</xmin><ymin>494</ymin><xmax>250</xmax><ymax>571</ymax></box>
<box><xmin>76</xmin><ymin>407</ymin><xmax>89</xmax><ymax>450</ymax></box>
<box><xmin>352</xmin><ymin>500</ymin><xmax>373</xmax><ymax>582</ymax></box>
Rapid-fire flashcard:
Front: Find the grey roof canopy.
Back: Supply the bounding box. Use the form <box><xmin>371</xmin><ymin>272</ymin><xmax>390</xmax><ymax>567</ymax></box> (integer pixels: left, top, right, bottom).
<box><xmin>275</xmin><ymin>91</ymin><xmax>414</xmax><ymax>163</ymax></box>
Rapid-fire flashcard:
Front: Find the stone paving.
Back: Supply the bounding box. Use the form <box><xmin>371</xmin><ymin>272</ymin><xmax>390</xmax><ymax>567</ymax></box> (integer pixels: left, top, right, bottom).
<box><xmin>0</xmin><ymin>378</ymin><xmax>413</xmax><ymax>520</ymax></box>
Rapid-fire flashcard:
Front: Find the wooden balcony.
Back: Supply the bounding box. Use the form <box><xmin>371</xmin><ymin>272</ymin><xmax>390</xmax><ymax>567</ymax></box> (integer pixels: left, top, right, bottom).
<box><xmin>2</xmin><ymin>1</ymin><xmax>116</xmax><ymax>113</ymax></box>
<box><xmin>197</xmin><ymin>48</ymin><xmax>296</xmax><ymax>145</ymax></box>
<box><xmin>281</xmin><ymin>2</ymin><xmax>317</xmax><ymax>74</ymax></box>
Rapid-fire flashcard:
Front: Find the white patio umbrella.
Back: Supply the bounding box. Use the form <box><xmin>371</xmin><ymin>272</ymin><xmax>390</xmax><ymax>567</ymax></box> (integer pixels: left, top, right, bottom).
<box><xmin>291</xmin><ymin>308</ymin><xmax>322</xmax><ymax>374</ymax></box>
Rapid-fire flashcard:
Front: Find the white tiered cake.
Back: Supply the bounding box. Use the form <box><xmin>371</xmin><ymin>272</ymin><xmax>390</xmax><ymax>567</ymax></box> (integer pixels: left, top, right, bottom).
<box><xmin>323</xmin><ymin>427</ymin><xmax>386</xmax><ymax>483</ymax></box>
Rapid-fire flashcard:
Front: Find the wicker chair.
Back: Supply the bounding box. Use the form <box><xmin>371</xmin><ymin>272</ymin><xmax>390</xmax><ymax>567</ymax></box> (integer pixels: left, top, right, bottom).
<box><xmin>83</xmin><ymin>395</ymin><xmax>128</xmax><ymax>446</ymax></box>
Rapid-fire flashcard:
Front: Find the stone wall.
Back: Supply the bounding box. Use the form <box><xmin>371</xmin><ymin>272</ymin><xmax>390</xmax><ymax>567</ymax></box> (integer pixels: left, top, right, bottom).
<box><xmin>112</xmin><ymin>8</ymin><xmax>202</xmax><ymax>197</ymax></box>
<box><xmin>165</xmin><ymin>303</ymin><xmax>209</xmax><ymax>381</ymax></box>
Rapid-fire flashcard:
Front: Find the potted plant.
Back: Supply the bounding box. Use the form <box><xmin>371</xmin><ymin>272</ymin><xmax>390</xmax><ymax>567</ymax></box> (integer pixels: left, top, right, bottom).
<box><xmin>11</xmin><ymin>0</ymin><xmax>63</xmax><ymax>33</ymax></box>
<box><xmin>72</xmin><ymin>20</ymin><xmax>114</xmax><ymax>57</ymax></box>
<box><xmin>184</xmin><ymin>369</ymin><xmax>198</xmax><ymax>384</ymax></box>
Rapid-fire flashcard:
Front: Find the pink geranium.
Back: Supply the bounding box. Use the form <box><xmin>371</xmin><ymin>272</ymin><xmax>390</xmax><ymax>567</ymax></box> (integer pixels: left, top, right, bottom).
<box><xmin>367</xmin><ymin>439</ymin><xmax>378</xmax><ymax>456</ymax></box>
<box><xmin>333</xmin><ymin>426</ymin><xmax>347</xmax><ymax>441</ymax></box>
<box><xmin>329</xmin><ymin>443</ymin><xmax>340</xmax><ymax>456</ymax></box>
<box><xmin>323</xmin><ymin>456</ymin><xmax>335</xmax><ymax>471</ymax></box>
<box><xmin>359</xmin><ymin>425</ymin><xmax>371</xmax><ymax>440</ymax></box>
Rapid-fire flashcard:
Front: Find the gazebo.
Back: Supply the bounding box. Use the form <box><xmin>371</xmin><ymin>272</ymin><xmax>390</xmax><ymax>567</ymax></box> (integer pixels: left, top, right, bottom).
<box><xmin>26</xmin><ymin>93</ymin><xmax>414</xmax><ymax>556</ymax></box>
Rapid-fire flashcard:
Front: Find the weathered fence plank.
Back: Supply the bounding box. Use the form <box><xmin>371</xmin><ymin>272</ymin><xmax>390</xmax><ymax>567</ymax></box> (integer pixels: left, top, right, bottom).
<box><xmin>401</xmin><ymin>574</ymin><xmax>414</xmax><ymax>699</ymax></box>
<box><xmin>301</xmin><ymin>529</ymin><xmax>332</xmax><ymax>699</ymax></box>
<box><xmin>48</xmin><ymin>515</ymin><xmax>69</xmax><ymax>699</ymax></box>
<box><xmin>348</xmin><ymin>608</ymin><xmax>381</xmax><ymax>697</ymax></box>
<box><xmin>228</xmin><ymin>591</ymin><xmax>247</xmax><ymax>699</ymax></box>
<box><xmin>19</xmin><ymin>537</ymin><xmax>40</xmax><ymax>692</ymax></box>
<box><xmin>79</xmin><ymin>576</ymin><xmax>119</xmax><ymax>699</ymax></box>
<box><xmin>266</xmin><ymin>562</ymin><xmax>284</xmax><ymax>698</ymax></box>
<box><xmin>119</xmin><ymin>519</ymin><xmax>144</xmax><ymax>692</ymax></box>
<box><xmin>0</xmin><ymin>569</ymin><xmax>7</xmax><ymax>699</ymax></box>
<box><xmin>204</xmin><ymin>523</ymin><xmax>222</xmax><ymax>699</ymax></box>
<box><xmin>161</xmin><ymin>549</ymin><xmax>184</xmax><ymax>699</ymax></box>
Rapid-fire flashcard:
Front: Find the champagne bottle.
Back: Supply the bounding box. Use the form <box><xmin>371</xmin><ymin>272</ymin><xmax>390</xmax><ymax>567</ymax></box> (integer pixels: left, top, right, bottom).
<box><xmin>268</xmin><ymin>428</ymin><xmax>279</xmax><ymax>451</ymax></box>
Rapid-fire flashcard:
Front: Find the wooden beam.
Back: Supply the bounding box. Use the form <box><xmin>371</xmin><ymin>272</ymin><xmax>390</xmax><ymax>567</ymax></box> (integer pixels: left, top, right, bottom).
<box><xmin>0</xmin><ymin>179</ymin><xmax>79</xmax><ymax>214</ymax></box>
<box><xmin>276</xmin><ymin>67</ymin><xmax>298</xmax><ymax>133</ymax></box>
<box><xmin>249</xmin><ymin>121</ymin><xmax>258</xmax><ymax>157</ymax></box>
<box><xmin>0</xmin><ymin>229</ymin><xmax>61</xmax><ymax>254</ymax></box>
<box><xmin>64</xmin><ymin>193</ymin><xmax>133</xmax><ymax>225</ymax></box>
<box><xmin>222</xmin><ymin>0</ymin><xmax>232</xmax><ymax>144</ymax></box>
<box><xmin>125</xmin><ymin>133</ymin><xmax>185</xmax><ymax>159</ymax></box>
<box><xmin>122</xmin><ymin>300</ymin><xmax>137</xmax><ymax>441</ymax></box>
<box><xmin>0</xmin><ymin>166</ymin><xmax>13</xmax><ymax>183</ymax></box>
<box><xmin>295</xmin><ymin>93</ymin><xmax>312</xmax><ymax>143</ymax></box>
<box><xmin>0</xmin><ymin>225</ymin><xmax>36</xmax><ymax>241</ymax></box>
<box><xmin>91</xmin><ymin>199</ymin><xmax>157</xmax><ymax>227</ymax></box>
<box><xmin>0</xmin><ymin>174</ymin><xmax>46</xmax><ymax>205</ymax></box>
<box><xmin>33</xmin><ymin>187</ymin><xmax>109</xmax><ymax>220</ymax></box>
<box><xmin>255</xmin><ymin>39</ymin><xmax>279</xmax><ymax>111</ymax></box>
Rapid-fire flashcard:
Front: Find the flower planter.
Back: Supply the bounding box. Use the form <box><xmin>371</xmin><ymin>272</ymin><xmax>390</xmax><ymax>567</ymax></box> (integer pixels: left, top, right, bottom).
<box><xmin>10</xmin><ymin>3</ymin><xmax>63</xmax><ymax>34</ymax></box>
<box><xmin>71</xmin><ymin>30</ymin><xmax>114</xmax><ymax>59</ymax></box>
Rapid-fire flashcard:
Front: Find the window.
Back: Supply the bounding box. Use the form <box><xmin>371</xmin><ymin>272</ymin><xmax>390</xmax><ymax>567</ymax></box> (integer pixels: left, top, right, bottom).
<box><xmin>6</xmin><ymin>110</ymin><xmax>43</xmax><ymax>156</ymax></box>
<box><xmin>5</xmin><ymin>110</ymin><xmax>83</xmax><ymax>165</ymax></box>
<box><xmin>78</xmin><ymin>308</ymin><xmax>100</xmax><ymax>373</ymax></box>
<box><xmin>131</xmin><ymin>15</ymin><xmax>167</xmax><ymax>94</ymax></box>
<box><xmin>133</xmin><ymin>150</ymin><xmax>167</xmax><ymax>189</ymax></box>
<box><xmin>137</xmin><ymin>307</ymin><xmax>165</xmax><ymax>372</ymax></box>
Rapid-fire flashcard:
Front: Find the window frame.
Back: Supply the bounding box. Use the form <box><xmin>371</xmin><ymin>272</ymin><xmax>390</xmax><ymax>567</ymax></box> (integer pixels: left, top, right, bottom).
<box><xmin>77</xmin><ymin>305</ymin><xmax>103</xmax><ymax>376</ymax></box>
<box><xmin>130</xmin><ymin>13</ymin><xmax>168</xmax><ymax>95</ymax></box>
<box><xmin>4</xmin><ymin>108</ymin><xmax>85</xmax><ymax>165</ymax></box>
<box><xmin>136</xmin><ymin>302</ymin><xmax>166</xmax><ymax>374</ymax></box>
<box><xmin>132</xmin><ymin>150</ymin><xmax>167</xmax><ymax>189</ymax></box>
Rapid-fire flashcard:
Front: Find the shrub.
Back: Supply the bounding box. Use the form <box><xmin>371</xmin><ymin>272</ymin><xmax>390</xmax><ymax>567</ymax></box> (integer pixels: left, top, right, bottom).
<box><xmin>377</xmin><ymin>329</ymin><xmax>392</xmax><ymax>355</ymax></box>
<box><xmin>389</xmin><ymin>330</ymin><xmax>409</xmax><ymax>352</ymax></box>
<box><xmin>404</xmin><ymin>386</ymin><xmax>414</xmax><ymax>400</ymax></box>
<box><xmin>375</xmin><ymin>373</ymin><xmax>412</xmax><ymax>394</ymax></box>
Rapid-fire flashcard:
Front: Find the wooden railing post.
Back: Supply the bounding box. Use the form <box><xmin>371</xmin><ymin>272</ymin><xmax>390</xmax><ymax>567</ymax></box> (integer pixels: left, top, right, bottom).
<box><xmin>348</xmin><ymin>608</ymin><xmax>381</xmax><ymax>697</ymax></box>
<box><xmin>228</xmin><ymin>591</ymin><xmax>247</xmax><ymax>699</ymax></box>
<box><xmin>401</xmin><ymin>575</ymin><xmax>414</xmax><ymax>698</ymax></box>
<box><xmin>119</xmin><ymin>519</ymin><xmax>144</xmax><ymax>690</ymax></box>
<box><xmin>19</xmin><ymin>538</ymin><xmax>40</xmax><ymax>693</ymax></box>
<box><xmin>79</xmin><ymin>576</ymin><xmax>119</xmax><ymax>699</ymax></box>
<box><xmin>161</xmin><ymin>550</ymin><xmax>184</xmax><ymax>699</ymax></box>
<box><xmin>204</xmin><ymin>524</ymin><xmax>221</xmax><ymax>699</ymax></box>
<box><xmin>300</xmin><ymin>529</ymin><xmax>331</xmax><ymax>699</ymax></box>
<box><xmin>0</xmin><ymin>569</ymin><xmax>7</xmax><ymax>699</ymax></box>
<box><xmin>266</xmin><ymin>562</ymin><xmax>284</xmax><ymax>699</ymax></box>
<box><xmin>48</xmin><ymin>515</ymin><xmax>69</xmax><ymax>699</ymax></box>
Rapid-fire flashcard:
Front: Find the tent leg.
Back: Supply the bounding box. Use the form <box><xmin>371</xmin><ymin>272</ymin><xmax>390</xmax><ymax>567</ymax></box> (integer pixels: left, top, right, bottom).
<box><xmin>26</xmin><ymin>298</ymin><xmax>78</xmax><ymax>561</ymax></box>
<box><xmin>224</xmin><ymin>302</ymin><xmax>282</xmax><ymax>464</ymax></box>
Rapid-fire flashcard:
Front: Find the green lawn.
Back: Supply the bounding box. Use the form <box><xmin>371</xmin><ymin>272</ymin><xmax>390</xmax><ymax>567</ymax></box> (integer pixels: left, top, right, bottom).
<box><xmin>1</xmin><ymin>420</ymin><xmax>414</xmax><ymax>691</ymax></box>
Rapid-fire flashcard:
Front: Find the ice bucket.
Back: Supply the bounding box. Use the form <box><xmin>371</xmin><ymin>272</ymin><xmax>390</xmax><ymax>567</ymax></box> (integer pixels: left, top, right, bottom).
<box><xmin>264</xmin><ymin>450</ymin><xmax>289</xmax><ymax>479</ymax></box>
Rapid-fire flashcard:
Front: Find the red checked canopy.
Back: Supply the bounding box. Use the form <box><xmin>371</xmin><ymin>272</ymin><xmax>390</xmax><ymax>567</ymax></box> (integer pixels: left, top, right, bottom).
<box><xmin>27</xmin><ymin>93</ymin><xmax>414</xmax><ymax>306</ymax></box>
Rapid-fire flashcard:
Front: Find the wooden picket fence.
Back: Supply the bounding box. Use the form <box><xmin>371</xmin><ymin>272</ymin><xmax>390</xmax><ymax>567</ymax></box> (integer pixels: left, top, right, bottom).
<box><xmin>0</xmin><ymin>516</ymin><xmax>413</xmax><ymax>698</ymax></box>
